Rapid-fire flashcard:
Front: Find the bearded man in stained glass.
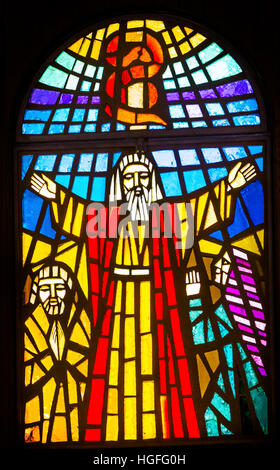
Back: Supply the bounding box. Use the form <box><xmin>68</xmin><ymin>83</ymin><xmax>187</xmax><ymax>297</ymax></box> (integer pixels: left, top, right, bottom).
<box><xmin>24</xmin><ymin>264</ymin><xmax>92</xmax><ymax>443</ymax></box>
<box><xmin>29</xmin><ymin>153</ymin><xmax>257</xmax><ymax>442</ymax></box>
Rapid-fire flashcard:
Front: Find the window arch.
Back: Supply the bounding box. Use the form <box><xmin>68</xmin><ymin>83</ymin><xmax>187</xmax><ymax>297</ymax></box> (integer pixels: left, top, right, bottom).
<box><xmin>17</xmin><ymin>14</ymin><xmax>271</xmax><ymax>447</ymax></box>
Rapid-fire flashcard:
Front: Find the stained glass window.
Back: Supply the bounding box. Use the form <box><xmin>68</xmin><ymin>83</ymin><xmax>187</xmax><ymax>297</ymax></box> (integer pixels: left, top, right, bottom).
<box><xmin>17</xmin><ymin>15</ymin><xmax>271</xmax><ymax>446</ymax></box>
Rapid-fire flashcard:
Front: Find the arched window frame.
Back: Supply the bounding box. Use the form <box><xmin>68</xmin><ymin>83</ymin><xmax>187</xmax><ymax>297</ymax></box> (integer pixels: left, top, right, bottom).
<box><xmin>15</xmin><ymin>13</ymin><xmax>274</xmax><ymax>449</ymax></box>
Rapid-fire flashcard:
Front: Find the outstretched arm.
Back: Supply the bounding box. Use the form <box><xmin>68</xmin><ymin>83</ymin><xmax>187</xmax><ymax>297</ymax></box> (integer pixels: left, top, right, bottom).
<box><xmin>30</xmin><ymin>172</ymin><xmax>85</xmax><ymax>239</ymax></box>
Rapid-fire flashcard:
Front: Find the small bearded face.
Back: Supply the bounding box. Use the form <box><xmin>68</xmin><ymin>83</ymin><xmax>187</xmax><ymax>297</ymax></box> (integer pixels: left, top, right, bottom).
<box><xmin>38</xmin><ymin>277</ymin><xmax>67</xmax><ymax>316</ymax></box>
<box><xmin>122</xmin><ymin>163</ymin><xmax>151</xmax><ymax>221</ymax></box>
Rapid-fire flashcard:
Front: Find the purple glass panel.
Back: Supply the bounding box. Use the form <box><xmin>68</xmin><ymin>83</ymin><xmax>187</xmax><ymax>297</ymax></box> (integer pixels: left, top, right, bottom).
<box><xmin>247</xmin><ymin>344</ymin><xmax>259</xmax><ymax>352</ymax></box>
<box><xmin>216</xmin><ymin>79</ymin><xmax>254</xmax><ymax>98</ymax></box>
<box><xmin>258</xmin><ymin>367</ymin><xmax>267</xmax><ymax>376</ymax></box>
<box><xmin>199</xmin><ymin>88</ymin><xmax>217</xmax><ymax>99</ymax></box>
<box><xmin>252</xmin><ymin>310</ymin><xmax>265</xmax><ymax>320</ymax></box>
<box><xmin>77</xmin><ymin>95</ymin><xmax>89</xmax><ymax>104</ymax></box>
<box><xmin>59</xmin><ymin>93</ymin><xmax>74</xmax><ymax>104</ymax></box>
<box><xmin>229</xmin><ymin>304</ymin><xmax>246</xmax><ymax>316</ymax></box>
<box><xmin>29</xmin><ymin>88</ymin><xmax>60</xmax><ymax>105</ymax></box>
<box><xmin>166</xmin><ymin>92</ymin><xmax>180</xmax><ymax>101</ymax></box>
<box><xmin>182</xmin><ymin>91</ymin><xmax>195</xmax><ymax>100</ymax></box>
<box><xmin>91</xmin><ymin>96</ymin><xmax>101</xmax><ymax>104</ymax></box>
<box><xmin>241</xmin><ymin>274</ymin><xmax>255</xmax><ymax>285</ymax></box>
<box><xmin>238</xmin><ymin>324</ymin><xmax>254</xmax><ymax>334</ymax></box>
<box><xmin>226</xmin><ymin>287</ymin><xmax>241</xmax><ymax>295</ymax></box>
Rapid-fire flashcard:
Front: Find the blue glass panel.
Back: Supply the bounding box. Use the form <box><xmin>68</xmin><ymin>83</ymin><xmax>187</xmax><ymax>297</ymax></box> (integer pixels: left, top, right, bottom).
<box><xmin>201</xmin><ymin>148</ymin><xmax>223</xmax><ymax>163</ymax></box>
<box><xmin>173</xmin><ymin>61</ymin><xmax>184</xmax><ymax>75</ymax></box>
<box><xmin>78</xmin><ymin>153</ymin><xmax>94</xmax><ymax>172</ymax></box>
<box><xmin>22</xmin><ymin>123</ymin><xmax>45</xmax><ymax>134</ymax></box>
<box><xmin>22</xmin><ymin>155</ymin><xmax>33</xmax><ymax>179</ymax></box>
<box><xmin>55</xmin><ymin>174</ymin><xmax>71</xmax><ymax>188</ymax></box>
<box><xmin>35</xmin><ymin>154</ymin><xmax>56</xmax><ymax>171</ymax></box>
<box><xmin>218</xmin><ymin>322</ymin><xmax>229</xmax><ymax>337</ymax></box>
<box><xmin>22</xmin><ymin>189</ymin><xmax>43</xmax><ymax>231</ymax></box>
<box><xmin>227</xmin><ymin>197</ymin><xmax>250</xmax><ymax>237</ymax></box>
<box><xmin>241</xmin><ymin>181</ymin><xmax>264</xmax><ymax>225</ymax></box>
<box><xmin>243</xmin><ymin>361</ymin><xmax>258</xmax><ymax>388</ymax></box>
<box><xmin>162</xmin><ymin>65</ymin><xmax>172</xmax><ymax>78</ymax></box>
<box><xmin>222</xmin><ymin>146</ymin><xmax>247</xmax><ymax>160</ymax></box>
<box><xmin>40</xmin><ymin>205</ymin><xmax>56</xmax><ymax>239</ymax></box>
<box><xmin>101</xmin><ymin>123</ymin><xmax>111</xmax><ymax>132</ymax></box>
<box><xmin>189</xmin><ymin>310</ymin><xmax>203</xmax><ymax>322</ymax></box>
<box><xmin>227</xmin><ymin>98</ymin><xmax>258</xmax><ymax>113</ymax></box>
<box><xmin>90</xmin><ymin>176</ymin><xmax>106</xmax><ymax>201</ymax></box>
<box><xmin>116</xmin><ymin>123</ymin><xmax>126</xmax><ymax>131</ymax></box>
<box><xmin>178</xmin><ymin>149</ymin><xmax>200</xmax><ymax>165</ymax></box>
<box><xmin>160</xmin><ymin>172</ymin><xmax>182</xmax><ymax>196</ymax></box>
<box><xmin>192</xmin><ymin>320</ymin><xmax>205</xmax><ymax>344</ymax></box>
<box><xmin>215</xmin><ymin>304</ymin><xmax>233</xmax><ymax>328</ymax></box>
<box><xmin>96</xmin><ymin>66</ymin><xmax>104</xmax><ymax>80</ymax></box>
<box><xmin>84</xmin><ymin>124</ymin><xmax>96</xmax><ymax>132</ymax></box>
<box><xmin>177</xmin><ymin>76</ymin><xmax>190</xmax><ymax>88</ymax></box>
<box><xmin>68</xmin><ymin>124</ymin><xmax>81</xmax><ymax>133</ymax></box>
<box><xmin>186</xmin><ymin>56</ymin><xmax>199</xmax><ymax>70</ymax></box>
<box><xmin>198</xmin><ymin>42</ymin><xmax>223</xmax><ymax>64</ymax></box>
<box><xmin>208</xmin><ymin>167</ymin><xmax>228</xmax><ymax>182</ymax></box>
<box><xmin>207</xmin><ymin>319</ymin><xmax>215</xmax><ymax>341</ymax></box>
<box><xmin>81</xmin><ymin>80</ymin><xmax>91</xmax><ymax>92</ymax></box>
<box><xmin>73</xmin><ymin>60</ymin><xmax>84</xmax><ymax>74</ymax></box>
<box><xmin>189</xmin><ymin>298</ymin><xmax>202</xmax><ymax>307</ymax></box>
<box><xmin>85</xmin><ymin>64</ymin><xmax>96</xmax><ymax>77</ymax></box>
<box><xmin>206</xmin><ymin>54</ymin><xmax>242</xmax><ymax>81</ymax></box>
<box><xmin>39</xmin><ymin>66</ymin><xmax>68</xmax><ymax>88</ymax></box>
<box><xmin>191</xmin><ymin>70</ymin><xmax>208</xmax><ymax>84</ymax></box>
<box><xmin>212</xmin><ymin>119</ymin><xmax>230</xmax><ymax>126</ymax></box>
<box><xmin>223</xmin><ymin>344</ymin><xmax>233</xmax><ymax>368</ymax></box>
<box><xmin>52</xmin><ymin>108</ymin><xmax>70</xmax><ymax>122</ymax></box>
<box><xmin>173</xmin><ymin>122</ymin><xmax>189</xmax><ymax>128</ymax></box>
<box><xmin>72</xmin><ymin>109</ymin><xmax>86</xmax><ymax>122</ymax></box>
<box><xmin>87</xmin><ymin>109</ymin><xmax>99</xmax><ymax>121</ymax></box>
<box><xmin>48</xmin><ymin>124</ymin><xmax>65</xmax><ymax>134</ymax></box>
<box><xmin>58</xmin><ymin>154</ymin><xmax>75</xmax><ymax>172</ymax></box>
<box><xmin>250</xmin><ymin>387</ymin><xmax>268</xmax><ymax>434</ymax></box>
<box><xmin>209</xmin><ymin>230</ymin><xmax>223</xmax><ymax>241</ymax></box>
<box><xmin>113</xmin><ymin>152</ymin><xmax>122</xmax><ymax>167</ymax></box>
<box><xmin>211</xmin><ymin>393</ymin><xmax>231</xmax><ymax>420</ymax></box>
<box><xmin>55</xmin><ymin>51</ymin><xmax>75</xmax><ymax>70</ymax></box>
<box><xmin>205</xmin><ymin>102</ymin><xmax>225</xmax><ymax>116</ymax></box>
<box><xmin>205</xmin><ymin>407</ymin><xmax>219</xmax><ymax>437</ymax></box>
<box><xmin>183</xmin><ymin>170</ymin><xmax>206</xmax><ymax>192</ymax></box>
<box><xmin>217</xmin><ymin>373</ymin><xmax>225</xmax><ymax>392</ymax></box>
<box><xmin>233</xmin><ymin>114</ymin><xmax>260</xmax><ymax>126</ymax></box>
<box><xmin>95</xmin><ymin>153</ymin><xmax>109</xmax><ymax>172</ymax></box>
<box><xmin>163</xmin><ymin>79</ymin><xmax>176</xmax><ymax>90</ymax></box>
<box><xmin>152</xmin><ymin>150</ymin><xmax>177</xmax><ymax>167</ymax></box>
<box><xmin>24</xmin><ymin>109</ymin><xmax>52</xmax><ymax>121</ymax></box>
<box><xmin>191</xmin><ymin>121</ymin><xmax>207</xmax><ymax>127</ymax></box>
<box><xmin>248</xmin><ymin>145</ymin><xmax>263</xmax><ymax>155</ymax></box>
<box><xmin>169</xmin><ymin>105</ymin><xmax>185</xmax><ymax>118</ymax></box>
<box><xmin>149</xmin><ymin>125</ymin><xmax>165</xmax><ymax>129</ymax></box>
<box><xmin>255</xmin><ymin>157</ymin><xmax>263</xmax><ymax>171</ymax></box>
<box><xmin>72</xmin><ymin>176</ymin><xmax>89</xmax><ymax>199</ymax></box>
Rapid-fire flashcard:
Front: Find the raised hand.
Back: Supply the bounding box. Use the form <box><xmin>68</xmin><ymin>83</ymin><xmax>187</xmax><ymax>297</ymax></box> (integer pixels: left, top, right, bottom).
<box><xmin>30</xmin><ymin>173</ymin><xmax>57</xmax><ymax>199</ymax></box>
<box><xmin>186</xmin><ymin>269</ymin><xmax>201</xmax><ymax>296</ymax></box>
<box><xmin>227</xmin><ymin>162</ymin><xmax>257</xmax><ymax>191</ymax></box>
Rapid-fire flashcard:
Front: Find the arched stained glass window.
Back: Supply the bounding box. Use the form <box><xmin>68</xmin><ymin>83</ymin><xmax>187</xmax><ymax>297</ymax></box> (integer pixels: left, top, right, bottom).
<box><xmin>17</xmin><ymin>14</ymin><xmax>271</xmax><ymax>447</ymax></box>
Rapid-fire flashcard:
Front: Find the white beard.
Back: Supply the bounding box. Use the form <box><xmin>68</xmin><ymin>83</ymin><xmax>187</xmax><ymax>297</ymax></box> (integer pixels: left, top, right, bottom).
<box><xmin>43</xmin><ymin>298</ymin><xmax>65</xmax><ymax>316</ymax></box>
<box><xmin>125</xmin><ymin>187</ymin><xmax>151</xmax><ymax>222</ymax></box>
